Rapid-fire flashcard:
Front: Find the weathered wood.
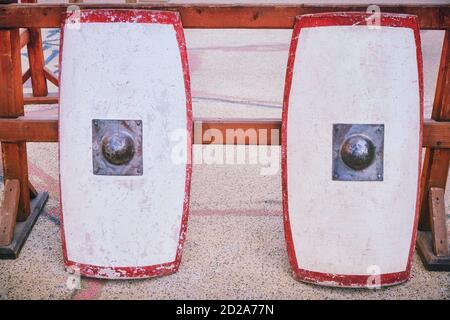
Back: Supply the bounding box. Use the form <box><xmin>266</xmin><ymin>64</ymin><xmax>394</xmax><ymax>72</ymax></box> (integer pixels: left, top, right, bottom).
<box><xmin>0</xmin><ymin>115</ymin><xmax>58</xmax><ymax>142</ymax></box>
<box><xmin>194</xmin><ymin>118</ymin><xmax>281</xmax><ymax>145</ymax></box>
<box><xmin>0</xmin><ymin>29</ymin><xmax>30</xmax><ymax>220</ymax></box>
<box><xmin>1</xmin><ymin>143</ymin><xmax>30</xmax><ymax>221</ymax></box>
<box><xmin>0</xmin><ymin>30</ymin><xmax>21</xmax><ymax>116</ymax></box>
<box><xmin>0</xmin><ymin>116</ymin><xmax>447</xmax><ymax>146</ymax></box>
<box><xmin>0</xmin><ymin>192</ymin><xmax>48</xmax><ymax>259</ymax></box>
<box><xmin>423</xmin><ymin>119</ymin><xmax>450</xmax><ymax>148</ymax></box>
<box><xmin>419</xmin><ymin>30</ymin><xmax>450</xmax><ymax>231</ymax></box>
<box><xmin>26</xmin><ymin>28</ymin><xmax>48</xmax><ymax>97</ymax></box>
<box><xmin>429</xmin><ymin>188</ymin><xmax>449</xmax><ymax>256</ymax></box>
<box><xmin>0</xmin><ymin>179</ymin><xmax>20</xmax><ymax>246</ymax></box>
<box><xmin>0</xmin><ymin>3</ymin><xmax>449</xmax><ymax>29</ymax></box>
<box><xmin>23</xmin><ymin>92</ymin><xmax>58</xmax><ymax>105</ymax></box>
<box><xmin>417</xmin><ymin>231</ymin><xmax>450</xmax><ymax>271</ymax></box>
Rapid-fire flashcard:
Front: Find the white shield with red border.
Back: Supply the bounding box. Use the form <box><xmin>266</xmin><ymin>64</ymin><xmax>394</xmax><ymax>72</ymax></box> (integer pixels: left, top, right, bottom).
<box><xmin>282</xmin><ymin>13</ymin><xmax>423</xmax><ymax>287</ymax></box>
<box><xmin>58</xmin><ymin>10</ymin><xmax>192</xmax><ymax>279</ymax></box>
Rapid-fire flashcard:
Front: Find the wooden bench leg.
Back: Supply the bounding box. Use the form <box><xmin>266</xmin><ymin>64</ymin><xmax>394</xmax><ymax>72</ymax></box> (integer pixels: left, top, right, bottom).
<box><xmin>0</xmin><ymin>28</ymin><xmax>30</xmax><ymax>221</ymax></box>
<box><xmin>2</xmin><ymin>142</ymin><xmax>30</xmax><ymax>221</ymax></box>
<box><xmin>0</xmin><ymin>180</ymin><xmax>20</xmax><ymax>246</ymax></box>
<box><xmin>429</xmin><ymin>188</ymin><xmax>449</xmax><ymax>257</ymax></box>
<box><xmin>0</xmin><ymin>28</ymin><xmax>31</xmax><ymax>252</ymax></box>
<box><xmin>416</xmin><ymin>29</ymin><xmax>450</xmax><ymax>271</ymax></box>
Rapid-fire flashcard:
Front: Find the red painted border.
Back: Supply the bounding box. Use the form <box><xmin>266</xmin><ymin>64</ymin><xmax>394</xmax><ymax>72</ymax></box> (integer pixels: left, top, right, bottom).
<box><xmin>58</xmin><ymin>9</ymin><xmax>192</xmax><ymax>279</ymax></box>
<box><xmin>281</xmin><ymin>12</ymin><xmax>424</xmax><ymax>287</ymax></box>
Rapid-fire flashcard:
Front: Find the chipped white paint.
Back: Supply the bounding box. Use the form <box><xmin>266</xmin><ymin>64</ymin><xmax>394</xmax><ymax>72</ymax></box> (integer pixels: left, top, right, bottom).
<box><xmin>287</xmin><ymin>26</ymin><xmax>421</xmax><ymax>276</ymax></box>
<box><xmin>59</xmin><ymin>21</ymin><xmax>188</xmax><ymax>273</ymax></box>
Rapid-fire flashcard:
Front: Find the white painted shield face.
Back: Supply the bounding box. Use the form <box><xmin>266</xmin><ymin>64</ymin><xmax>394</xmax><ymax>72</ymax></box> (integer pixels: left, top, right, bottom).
<box><xmin>59</xmin><ymin>10</ymin><xmax>192</xmax><ymax>279</ymax></box>
<box><xmin>282</xmin><ymin>13</ymin><xmax>422</xmax><ymax>287</ymax></box>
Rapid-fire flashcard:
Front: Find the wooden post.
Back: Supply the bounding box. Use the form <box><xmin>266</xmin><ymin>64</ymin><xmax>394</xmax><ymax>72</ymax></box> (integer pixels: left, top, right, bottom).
<box><xmin>22</xmin><ymin>0</ymin><xmax>48</xmax><ymax>97</ymax></box>
<box><xmin>429</xmin><ymin>188</ymin><xmax>449</xmax><ymax>256</ymax></box>
<box><xmin>0</xmin><ymin>28</ymin><xmax>30</xmax><ymax>222</ymax></box>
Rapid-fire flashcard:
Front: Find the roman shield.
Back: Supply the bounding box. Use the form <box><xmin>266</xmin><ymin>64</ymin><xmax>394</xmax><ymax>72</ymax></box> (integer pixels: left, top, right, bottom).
<box><xmin>58</xmin><ymin>10</ymin><xmax>192</xmax><ymax>279</ymax></box>
<box><xmin>282</xmin><ymin>13</ymin><xmax>423</xmax><ymax>287</ymax></box>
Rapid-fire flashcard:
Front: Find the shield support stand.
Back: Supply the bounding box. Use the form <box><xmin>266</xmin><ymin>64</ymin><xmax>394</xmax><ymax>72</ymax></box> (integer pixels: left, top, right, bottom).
<box><xmin>0</xmin><ymin>24</ymin><xmax>48</xmax><ymax>258</ymax></box>
<box><xmin>416</xmin><ymin>30</ymin><xmax>450</xmax><ymax>271</ymax></box>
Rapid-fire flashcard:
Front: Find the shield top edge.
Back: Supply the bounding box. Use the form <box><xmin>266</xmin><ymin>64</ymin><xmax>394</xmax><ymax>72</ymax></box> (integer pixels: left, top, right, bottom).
<box><xmin>62</xmin><ymin>8</ymin><xmax>182</xmax><ymax>26</ymax></box>
<box><xmin>294</xmin><ymin>12</ymin><xmax>419</xmax><ymax>30</ymax></box>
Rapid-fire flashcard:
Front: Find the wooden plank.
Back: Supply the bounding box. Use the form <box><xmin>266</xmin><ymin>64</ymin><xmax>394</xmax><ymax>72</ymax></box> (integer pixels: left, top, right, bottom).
<box><xmin>194</xmin><ymin>118</ymin><xmax>448</xmax><ymax>147</ymax></box>
<box><xmin>26</xmin><ymin>28</ymin><xmax>47</xmax><ymax>97</ymax></box>
<box><xmin>423</xmin><ymin>119</ymin><xmax>450</xmax><ymax>148</ymax></box>
<box><xmin>23</xmin><ymin>92</ymin><xmax>58</xmax><ymax>105</ymax></box>
<box><xmin>194</xmin><ymin>118</ymin><xmax>281</xmax><ymax>145</ymax></box>
<box><xmin>0</xmin><ymin>31</ymin><xmax>18</xmax><ymax>116</ymax></box>
<box><xmin>0</xmin><ymin>179</ymin><xmax>20</xmax><ymax>246</ymax></box>
<box><xmin>0</xmin><ymin>4</ymin><xmax>448</xmax><ymax>29</ymax></box>
<box><xmin>428</xmin><ymin>187</ymin><xmax>449</xmax><ymax>256</ymax></box>
<box><xmin>43</xmin><ymin>67</ymin><xmax>58</xmax><ymax>87</ymax></box>
<box><xmin>0</xmin><ymin>116</ymin><xmax>447</xmax><ymax>146</ymax></box>
<box><xmin>0</xmin><ymin>115</ymin><xmax>58</xmax><ymax>142</ymax></box>
<box><xmin>0</xmin><ymin>29</ymin><xmax>30</xmax><ymax>220</ymax></box>
<box><xmin>419</xmin><ymin>30</ymin><xmax>450</xmax><ymax>231</ymax></box>
<box><xmin>9</xmin><ymin>29</ymin><xmax>23</xmax><ymax>113</ymax></box>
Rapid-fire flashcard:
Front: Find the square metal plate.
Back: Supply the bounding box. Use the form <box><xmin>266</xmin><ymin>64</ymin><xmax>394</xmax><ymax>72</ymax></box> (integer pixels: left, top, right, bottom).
<box><xmin>332</xmin><ymin>124</ymin><xmax>384</xmax><ymax>181</ymax></box>
<box><xmin>92</xmin><ymin>119</ymin><xmax>143</xmax><ymax>176</ymax></box>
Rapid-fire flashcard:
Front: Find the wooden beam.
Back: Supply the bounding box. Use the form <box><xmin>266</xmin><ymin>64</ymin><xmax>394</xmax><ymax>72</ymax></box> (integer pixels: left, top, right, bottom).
<box><xmin>428</xmin><ymin>187</ymin><xmax>449</xmax><ymax>256</ymax></box>
<box><xmin>0</xmin><ymin>30</ymin><xmax>21</xmax><ymax>116</ymax></box>
<box><xmin>423</xmin><ymin>119</ymin><xmax>450</xmax><ymax>148</ymax></box>
<box><xmin>0</xmin><ymin>3</ymin><xmax>448</xmax><ymax>29</ymax></box>
<box><xmin>194</xmin><ymin>118</ymin><xmax>281</xmax><ymax>145</ymax></box>
<box><xmin>0</xmin><ymin>28</ymin><xmax>30</xmax><ymax>220</ymax></box>
<box><xmin>194</xmin><ymin>118</ymin><xmax>449</xmax><ymax>146</ymax></box>
<box><xmin>0</xmin><ymin>179</ymin><xmax>20</xmax><ymax>246</ymax></box>
<box><xmin>0</xmin><ymin>115</ymin><xmax>58</xmax><ymax>142</ymax></box>
<box><xmin>26</xmin><ymin>28</ymin><xmax>48</xmax><ymax>97</ymax></box>
<box><xmin>0</xmin><ymin>116</ymin><xmax>447</xmax><ymax>146</ymax></box>
<box><xmin>23</xmin><ymin>92</ymin><xmax>58</xmax><ymax>105</ymax></box>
